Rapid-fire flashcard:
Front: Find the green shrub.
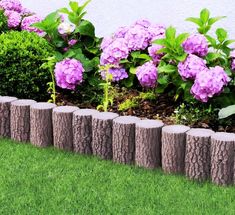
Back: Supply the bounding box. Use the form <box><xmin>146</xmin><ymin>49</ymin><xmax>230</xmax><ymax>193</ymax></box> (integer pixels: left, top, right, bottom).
<box><xmin>0</xmin><ymin>10</ymin><xmax>8</xmax><ymax>33</ymax></box>
<box><xmin>0</xmin><ymin>31</ymin><xmax>54</xmax><ymax>101</ymax></box>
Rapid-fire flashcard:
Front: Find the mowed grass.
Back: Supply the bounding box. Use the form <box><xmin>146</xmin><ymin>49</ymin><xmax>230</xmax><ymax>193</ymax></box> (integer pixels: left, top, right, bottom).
<box><xmin>0</xmin><ymin>138</ymin><xmax>234</xmax><ymax>215</ymax></box>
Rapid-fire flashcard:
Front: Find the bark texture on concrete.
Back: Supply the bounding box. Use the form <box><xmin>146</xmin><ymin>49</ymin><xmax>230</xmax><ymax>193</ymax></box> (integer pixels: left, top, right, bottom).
<box><xmin>73</xmin><ymin>109</ymin><xmax>99</xmax><ymax>154</ymax></box>
<box><xmin>0</xmin><ymin>96</ymin><xmax>18</xmax><ymax>137</ymax></box>
<box><xmin>53</xmin><ymin>106</ymin><xmax>79</xmax><ymax>151</ymax></box>
<box><xmin>185</xmin><ymin>129</ymin><xmax>214</xmax><ymax>181</ymax></box>
<box><xmin>135</xmin><ymin>119</ymin><xmax>164</xmax><ymax>169</ymax></box>
<box><xmin>11</xmin><ymin>99</ymin><xmax>36</xmax><ymax>142</ymax></box>
<box><xmin>211</xmin><ymin>132</ymin><xmax>235</xmax><ymax>186</ymax></box>
<box><xmin>92</xmin><ymin>112</ymin><xmax>118</xmax><ymax>159</ymax></box>
<box><xmin>162</xmin><ymin>125</ymin><xmax>190</xmax><ymax>174</ymax></box>
<box><xmin>112</xmin><ymin>116</ymin><xmax>141</xmax><ymax>164</ymax></box>
<box><xmin>30</xmin><ymin>102</ymin><xmax>56</xmax><ymax>147</ymax></box>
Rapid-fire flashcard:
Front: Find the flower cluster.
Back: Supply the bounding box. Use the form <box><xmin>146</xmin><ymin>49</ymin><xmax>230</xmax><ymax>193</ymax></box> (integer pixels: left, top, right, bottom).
<box><xmin>58</xmin><ymin>22</ymin><xmax>75</xmax><ymax>36</ymax></box>
<box><xmin>54</xmin><ymin>58</ymin><xmax>85</xmax><ymax>90</ymax></box>
<box><xmin>0</xmin><ymin>0</ymin><xmax>42</xmax><ymax>35</ymax></box>
<box><xmin>182</xmin><ymin>34</ymin><xmax>208</xmax><ymax>57</ymax></box>
<box><xmin>100</xmin><ymin>19</ymin><xmax>165</xmax><ymax>86</ymax></box>
<box><xmin>21</xmin><ymin>15</ymin><xmax>44</xmax><ymax>36</ymax></box>
<box><xmin>191</xmin><ymin>66</ymin><xmax>230</xmax><ymax>102</ymax></box>
<box><xmin>178</xmin><ymin>54</ymin><xmax>207</xmax><ymax>80</ymax></box>
<box><xmin>136</xmin><ymin>61</ymin><xmax>158</xmax><ymax>88</ymax></box>
<box><xmin>100</xmin><ymin>67</ymin><xmax>128</xmax><ymax>82</ymax></box>
<box><xmin>230</xmin><ymin>50</ymin><xmax>235</xmax><ymax>70</ymax></box>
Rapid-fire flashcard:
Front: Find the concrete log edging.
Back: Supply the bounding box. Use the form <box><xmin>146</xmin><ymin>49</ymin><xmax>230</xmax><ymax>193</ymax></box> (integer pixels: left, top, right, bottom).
<box><xmin>0</xmin><ymin>95</ymin><xmax>234</xmax><ymax>186</ymax></box>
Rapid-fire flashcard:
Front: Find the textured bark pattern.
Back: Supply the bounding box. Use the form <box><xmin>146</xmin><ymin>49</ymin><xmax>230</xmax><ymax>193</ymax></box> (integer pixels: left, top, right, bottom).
<box><xmin>211</xmin><ymin>132</ymin><xmax>235</xmax><ymax>186</ymax></box>
<box><xmin>162</xmin><ymin>125</ymin><xmax>190</xmax><ymax>174</ymax></box>
<box><xmin>53</xmin><ymin>106</ymin><xmax>79</xmax><ymax>151</ymax></box>
<box><xmin>0</xmin><ymin>96</ymin><xmax>17</xmax><ymax>137</ymax></box>
<box><xmin>11</xmin><ymin>99</ymin><xmax>36</xmax><ymax>142</ymax></box>
<box><xmin>185</xmin><ymin>129</ymin><xmax>214</xmax><ymax>181</ymax></box>
<box><xmin>135</xmin><ymin>120</ymin><xmax>164</xmax><ymax>169</ymax></box>
<box><xmin>30</xmin><ymin>102</ymin><xmax>56</xmax><ymax>147</ymax></box>
<box><xmin>92</xmin><ymin>112</ymin><xmax>119</xmax><ymax>159</ymax></box>
<box><xmin>73</xmin><ymin>109</ymin><xmax>99</xmax><ymax>154</ymax></box>
<box><xmin>113</xmin><ymin>116</ymin><xmax>140</xmax><ymax>164</ymax></box>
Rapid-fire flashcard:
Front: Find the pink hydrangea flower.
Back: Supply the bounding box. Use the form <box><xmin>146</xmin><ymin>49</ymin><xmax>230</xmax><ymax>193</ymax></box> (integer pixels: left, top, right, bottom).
<box><xmin>114</xmin><ymin>26</ymin><xmax>129</xmax><ymax>38</ymax></box>
<box><xmin>68</xmin><ymin>39</ymin><xmax>77</xmax><ymax>46</ymax></box>
<box><xmin>100</xmin><ymin>67</ymin><xmax>128</xmax><ymax>82</ymax></box>
<box><xmin>230</xmin><ymin>50</ymin><xmax>235</xmax><ymax>70</ymax></box>
<box><xmin>182</xmin><ymin>34</ymin><xmax>208</xmax><ymax>57</ymax></box>
<box><xmin>178</xmin><ymin>54</ymin><xmax>208</xmax><ymax>80</ymax></box>
<box><xmin>100</xmin><ymin>38</ymin><xmax>129</xmax><ymax>65</ymax></box>
<box><xmin>58</xmin><ymin>22</ymin><xmax>75</xmax><ymax>35</ymax></box>
<box><xmin>136</xmin><ymin>61</ymin><xmax>158</xmax><ymax>88</ymax></box>
<box><xmin>191</xmin><ymin>66</ymin><xmax>231</xmax><ymax>102</ymax></box>
<box><xmin>21</xmin><ymin>15</ymin><xmax>44</xmax><ymax>36</ymax></box>
<box><xmin>20</xmin><ymin>7</ymin><xmax>34</xmax><ymax>17</ymax></box>
<box><xmin>148</xmin><ymin>44</ymin><xmax>164</xmax><ymax>65</ymax></box>
<box><xmin>0</xmin><ymin>0</ymin><xmax>22</xmax><ymax>12</ymax></box>
<box><xmin>147</xmin><ymin>23</ymin><xmax>165</xmax><ymax>41</ymax></box>
<box><xmin>4</xmin><ymin>10</ymin><xmax>21</xmax><ymax>28</ymax></box>
<box><xmin>54</xmin><ymin>58</ymin><xmax>85</xmax><ymax>90</ymax></box>
<box><xmin>100</xmin><ymin>37</ymin><xmax>113</xmax><ymax>51</ymax></box>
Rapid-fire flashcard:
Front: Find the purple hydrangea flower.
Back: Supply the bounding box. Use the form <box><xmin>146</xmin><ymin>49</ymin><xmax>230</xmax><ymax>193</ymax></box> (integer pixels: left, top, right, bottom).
<box><xmin>136</xmin><ymin>61</ymin><xmax>158</xmax><ymax>88</ymax></box>
<box><xmin>0</xmin><ymin>0</ymin><xmax>22</xmax><ymax>12</ymax></box>
<box><xmin>100</xmin><ymin>67</ymin><xmax>128</xmax><ymax>82</ymax></box>
<box><xmin>68</xmin><ymin>39</ymin><xmax>77</xmax><ymax>46</ymax></box>
<box><xmin>231</xmin><ymin>59</ymin><xmax>235</xmax><ymax>70</ymax></box>
<box><xmin>230</xmin><ymin>50</ymin><xmax>235</xmax><ymax>58</ymax></box>
<box><xmin>20</xmin><ymin>7</ymin><xmax>34</xmax><ymax>17</ymax></box>
<box><xmin>178</xmin><ymin>54</ymin><xmax>208</xmax><ymax>80</ymax></box>
<box><xmin>100</xmin><ymin>37</ymin><xmax>113</xmax><ymax>51</ymax></box>
<box><xmin>114</xmin><ymin>26</ymin><xmax>129</xmax><ymax>38</ymax></box>
<box><xmin>21</xmin><ymin>15</ymin><xmax>44</xmax><ymax>36</ymax></box>
<box><xmin>4</xmin><ymin>10</ymin><xmax>21</xmax><ymax>28</ymax></box>
<box><xmin>182</xmin><ymin>34</ymin><xmax>208</xmax><ymax>57</ymax></box>
<box><xmin>124</xmin><ymin>24</ymin><xmax>149</xmax><ymax>51</ymax></box>
<box><xmin>135</xmin><ymin>19</ymin><xmax>151</xmax><ymax>28</ymax></box>
<box><xmin>100</xmin><ymin>38</ymin><xmax>129</xmax><ymax>65</ymax></box>
<box><xmin>191</xmin><ymin>66</ymin><xmax>231</xmax><ymax>102</ymax></box>
<box><xmin>148</xmin><ymin>44</ymin><xmax>164</xmax><ymax>65</ymax></box>
<box><xmin>58</xmin><ymin>22</ymin><xmax>75</xmax><ymax>35</ymax></box>
<box><xmin>147</xmin><ymin>24</ymin><xmax>165</xmax><ymax>41</ymax></box>
<box><xmin>54</xmin><ymin>58</ymin><xmax>85</xmax><ymax>90</ymax></box>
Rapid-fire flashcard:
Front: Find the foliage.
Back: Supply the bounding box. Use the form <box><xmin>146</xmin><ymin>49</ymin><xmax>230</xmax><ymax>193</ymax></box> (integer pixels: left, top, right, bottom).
<box><xmin>118</xmin><ymin>98</ymin><xmax>138</xmax><ymax>111</ymax></box>
<box><xmin>219</xmin><ymin>105</ymin><xmax>235</xmax><ymax>119</ymax></box>
<box><xmin>0</xmin><ymin>9</ymin><xmax>8</xmax><ymax>33</ymax></box>
<box><xmin>33</xmin><ymin>1</ymin><xmax>102</xmax><ymax>103</ymax></box>
<box><xmin>0</xmin><ymin>31</ymin><xmax>54</xmax><ymax>101</ymax></box>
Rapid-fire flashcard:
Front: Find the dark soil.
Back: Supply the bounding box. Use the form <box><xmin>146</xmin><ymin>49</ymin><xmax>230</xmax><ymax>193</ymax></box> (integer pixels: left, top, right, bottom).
<box><xmin>56</xmin><ymin>88</ymin><xmax>235</xmax><ymax>133</ymax></box>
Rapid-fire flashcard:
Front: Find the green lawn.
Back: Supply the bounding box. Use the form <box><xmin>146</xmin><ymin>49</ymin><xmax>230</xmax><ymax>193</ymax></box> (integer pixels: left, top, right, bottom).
<box><xmin>0</xmin><ymin>138</ymin><xmax>234</xmax><ymax>215</ymax></box>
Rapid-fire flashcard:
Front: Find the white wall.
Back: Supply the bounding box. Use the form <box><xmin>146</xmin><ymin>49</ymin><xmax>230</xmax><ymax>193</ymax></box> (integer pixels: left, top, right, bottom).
<box><xmin>21</xmin><ymin>0</ymin><xmax>235</xmax><ymax>38</ymax></box>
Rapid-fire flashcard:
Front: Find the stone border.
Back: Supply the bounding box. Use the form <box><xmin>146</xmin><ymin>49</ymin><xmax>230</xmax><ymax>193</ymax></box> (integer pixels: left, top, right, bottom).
<box><xmin>0</xmin><ymin>96</ymin><xmax>235</xmax><ymax>186</ymax></box>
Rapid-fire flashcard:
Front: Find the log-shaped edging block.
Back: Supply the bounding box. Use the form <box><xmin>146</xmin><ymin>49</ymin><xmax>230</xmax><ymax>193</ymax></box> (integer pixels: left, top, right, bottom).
<box><xmin>53</xmin><ymin>106</ymin><xmax>79</xmax><ymax>151</ymax></box>
<box><xmin>135</xmin><ymin>119</ymin><xmax>164</xmax><ymax>169</ymax></box>
<box><xmin>0</xmin><ymin>96</ymin><xmax>18</xmax><ymax>137</ymax></box>
<box><xmin>92</xmin><ymin>112</ymin><xmax>119</xmax><ymax>159</ymax></box>
<box><xmin>185</xmin><ymin>128</ymin><xmax>214</xmax><ymax>181</ymax></box>
<box><xmin>10</xmin><ymin>99</ymin><xmax>36</xmax><ymax>142</ymax></box>
<box><xmin>211</xmin><ymin>132</ymin><xmax>235</xmax><ymax>186</ymax></box>
<box><xmin>30</xmin><ymin>102</ymin><xmax>57</xmax><ymax>147</ymax></box>
<box><xmin>162</xmin><ymin>125</ymin><xmax>190</xmax><ymax>174</ymax></box>
<box><xmin>73</xmin><ymin>109</ymin><xmax>99</xmax><ymax>154</ymax></box>
<box><xmin>113</xmin><ymin>116</ymin><xmax>141</xmax><ymax>164</ymax></box>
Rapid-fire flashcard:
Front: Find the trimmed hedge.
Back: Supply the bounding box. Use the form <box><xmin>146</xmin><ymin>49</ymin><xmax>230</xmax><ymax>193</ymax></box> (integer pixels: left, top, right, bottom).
<box><xmin>0</xmin><ymin>31</ymin><xmax>54</xmax><ymax>101</ymax></box>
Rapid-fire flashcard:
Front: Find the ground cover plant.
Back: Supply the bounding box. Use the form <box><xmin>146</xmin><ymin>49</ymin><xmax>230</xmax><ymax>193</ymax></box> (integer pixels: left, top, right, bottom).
<box><xmin>1</xmin><ymin>138</ymin><xmax>235</xmax><ymax>214</ymax></box>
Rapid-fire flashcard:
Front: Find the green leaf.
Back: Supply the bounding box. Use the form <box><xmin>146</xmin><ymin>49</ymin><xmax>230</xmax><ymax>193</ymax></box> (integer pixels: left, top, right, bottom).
<box><xmin>131</xmin><ymin>51</ymin><xmax>141</xmax><ymax>59</ymax></box>
<box><xmin>174</xmin><ymin>53</ymin><xmax>187</xmax><ymax>62</ymax></box>
<box><xmin>175</xmin><ymin>33</ymin><xmax>189</xmax><ymax>46</ymax></box>
<box><xmin>185</xmin><ymin>17</ymin><xmax>203</xmax><ymax>27</ymax></box>
<box><xmin>218</xmin><ymin>105</ymin><xmax>235</xmax><ymax>119</ymax></box>
<box><xmin>165</xmin><ymin>26</ymin><xmax>176</xmax><ymax>42</ymax></box>
<box><xmin>157</xmin><ymin>76</ymin><xmax>168</xmax><ymax>85</ymax></box>
<box><xmin>216</xmin><ymin>28</ymin><xmax>228</xmax><ymax>43</ymax></box>
<box><xmin>208</xmin><ymin>16</ymin><xmax>226</xmax><ymax>25</ymax></box>
<box><xmin>74</xmin><ymin>20</ymin><xmax>95</xmax><ymax>37</ymax></box>
<box><xmin>58</xmin><ymin>7</ymin><xmax>70</xmax><ymax>14</ymax></box>
<box><xmin>130</xmin><ymin>67</ymin><xmax>137</xmax><ymax>74</ymax></box>
<box><xmin>69</xmin><ymin>1</ymin><xmax>79</xmax><ymax>13</ymax></box>
<box><xmin>205</xmin><ymin>35</ymin><xmax>217</xmax><ymax>47</ymax></box>
<box><xmin>223</xmin><ymin>40</ymin><xmax>235</xmax><ymax>46</ymax></box>
<box><xmin>200</xmin><ymin>8</ymin><xmax>210</xmax><ymax>23</ymax></box>
<box><xmin>152</xmin><ymin>38</ymin><xmax>168</xmax><ymax>46</ymax></box>
<box><xmin>158</xmin><ymin>64</ymin><xmax>176</xmax><ymax>73</ymax></box>
<box><xmin>205</xmin><ymin>52</ymin><xmax>220</xmax><ymax>62</ymax></box>
<box><xmin>77</xmin><ymin>0</ymin><xmax>91</xmax><ymax>14</ymax></box>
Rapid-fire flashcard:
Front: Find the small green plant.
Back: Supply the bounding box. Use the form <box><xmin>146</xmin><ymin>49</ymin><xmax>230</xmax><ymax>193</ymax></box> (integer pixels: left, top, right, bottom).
<box><xmin>0</xmin><ymin>31</ymin><xmax>54</xmax><ymax>101</ymax></box>
<box><xmin>139</xmin><ymin>91</ymin><xmax>156</xmax><ymax>100</ymax></box>
<box><xmin>0</xmin><ymin>10</ymin><xmax>8</xmax><ymax>33</ymax></box>
<box><xmin>97</xmin><ymin>65</ymin><xmax>115</xmax><ymax>112</ymax></box>
<box><xmin>41</xmin><ymin>57</ymin><xmax>57</xmax><ymax>104</ymax></box>
<box><xmin>118</xmin><ymin>98</ymin><xmax>138</xmax><ymax>112</ymax></box>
